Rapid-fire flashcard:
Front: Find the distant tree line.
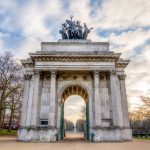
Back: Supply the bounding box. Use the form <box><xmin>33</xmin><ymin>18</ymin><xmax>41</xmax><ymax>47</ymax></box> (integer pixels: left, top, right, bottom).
<box><xmin>65</xmin><ymin>119</ymin><xmax>74</xmax><ymax>131</ymax></box>
<box><xmin>65</xmin><ymin>119</ymin><xmax>86</xmax><ymax>132</ymax></box>
<box><xmin>0</xmin><ymin>52</ymin><xmax>23</xmax><ymax>132</ymax></box>
<box><xmin>129</xmin><ymin>96</ymin><xmax>150</xmax><ymax>137</ymax></box>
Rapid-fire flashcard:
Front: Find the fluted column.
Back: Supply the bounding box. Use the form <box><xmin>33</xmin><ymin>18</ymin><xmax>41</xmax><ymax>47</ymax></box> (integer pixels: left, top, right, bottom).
<box><xmin>110</xmin><ymin>70</ymin><xmax>124</xmax><ymax>127</ymax></box>
<box><xmin>118</xmin><ymin>74</ymin><xmax>130</xmax><ymax>128</ymax></box>
<box><xmin>20</xmin><ymin>74</ymin><xmax>32</xmax><ymax>127</ymax></box>
<box><xmin>30</xmin><ymin>70</ymin><xmax>40</xmax><ymax>127</ymax></box>
<box><xmin>93</xmin><ymin>70</ymin><xmax>101</xmax><ymax>127</ymax></box>
<box><xmin>49</xmin><ymin>70</ymin><xmax>57</xmax><ymax>129</ymax></box>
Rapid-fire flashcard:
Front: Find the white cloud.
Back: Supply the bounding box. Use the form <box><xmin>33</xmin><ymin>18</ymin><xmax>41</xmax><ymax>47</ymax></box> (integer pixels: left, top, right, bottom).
<box><xmin>108</xmin><ymin>28</ymin><xmax>150</xmax><ymax>58</ymax></box>
<box><xmin>125</xmin><ymin>44</ymin><xmax>150</xmax><ymax>108</ymax></box>
<box><xmin>0</xmin><ymin>0</ymin><xmax>150</xmax><ymax>110</ymax></box>
<box><xmin>64</xmin><ymin>95</ymin><xmax>85</xmax><ymax>123</ymax></box>
<box><xmin>93</xmin><ymin>0</ymin><xmax>150</xmax><ymax>29</ymax></box>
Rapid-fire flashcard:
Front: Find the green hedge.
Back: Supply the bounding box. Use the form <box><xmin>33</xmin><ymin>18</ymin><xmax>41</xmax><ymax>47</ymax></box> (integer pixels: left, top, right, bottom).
<box><xmin>0</xmin><ymin>129</ymin><xmax>17</xmax><ymax>136</ymax></box>
<box><xmin>135</xmin><ymin>137</ymin><xmax>150</xmax><ymax>140</ymax></box>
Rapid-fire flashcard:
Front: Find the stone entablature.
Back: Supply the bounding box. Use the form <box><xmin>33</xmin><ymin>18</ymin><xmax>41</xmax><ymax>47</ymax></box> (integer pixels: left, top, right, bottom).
<box><xmin>18</xmin><ymin>40</ymin><xmax>132</xmax><ymax>142</ymax></box>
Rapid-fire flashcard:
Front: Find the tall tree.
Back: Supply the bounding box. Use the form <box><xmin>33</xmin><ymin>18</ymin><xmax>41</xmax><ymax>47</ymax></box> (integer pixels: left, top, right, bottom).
<box><xmin>7</xmin><ymin>85</ymin><xmax>23</xmax><ymax>131</ymax></box>
<box><xmin>0</xmin><ymin>52</ymin><xmax>23</xmax><ymax>130</ymax></box>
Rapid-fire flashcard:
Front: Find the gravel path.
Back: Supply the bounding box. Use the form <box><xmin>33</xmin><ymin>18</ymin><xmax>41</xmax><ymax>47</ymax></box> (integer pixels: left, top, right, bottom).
<box><xmin>0</xmin><ymin>136</ymin><xmax>150</xmax><ymax>150</ymax></box>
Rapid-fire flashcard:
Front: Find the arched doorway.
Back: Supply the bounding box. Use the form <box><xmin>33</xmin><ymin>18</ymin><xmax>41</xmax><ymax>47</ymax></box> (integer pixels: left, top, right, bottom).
<box><xmin>64</xmin><ymin>95</ymin><xmax>86</xmax><ymax>139</ymax></box>
<box><xmin>59</xmin><ymin>84</ymin><xmax>90</xmax><ymax>140</ymax></box>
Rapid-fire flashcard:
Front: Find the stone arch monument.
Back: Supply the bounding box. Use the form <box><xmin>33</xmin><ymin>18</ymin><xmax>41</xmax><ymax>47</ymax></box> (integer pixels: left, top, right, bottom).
<box><xmin>17</xmin><ymin>17</ymin><xmax>132</xmax><ymax>142</ymax></box>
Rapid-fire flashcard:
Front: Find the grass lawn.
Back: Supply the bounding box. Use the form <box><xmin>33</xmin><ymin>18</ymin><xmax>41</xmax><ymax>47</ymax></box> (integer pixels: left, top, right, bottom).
<box><xmin>134</xmin><ymin>137</ymin><xmax>150</xmax><ymax>140</ymax></box>
<box><xmin>0</xmin><ymin>129</ymin><xmax>17</xmax><ymax>136</ymax></box>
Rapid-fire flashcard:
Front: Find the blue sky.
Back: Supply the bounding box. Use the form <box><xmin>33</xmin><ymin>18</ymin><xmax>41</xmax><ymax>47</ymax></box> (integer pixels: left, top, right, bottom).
<box><xmin>0</xmin><ymin>0</ymin><xmax>150</xmax><ymax>109</ymax></box>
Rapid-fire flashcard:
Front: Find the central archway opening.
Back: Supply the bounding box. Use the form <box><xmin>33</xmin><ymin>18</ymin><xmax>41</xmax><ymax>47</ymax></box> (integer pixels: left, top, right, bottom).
<box><xmin>60</xmin><ymin>84</ymin><xmax>90</xmax><ymax>140</ymax></box>
<box><xmin>64</xmin><ymin>95</ymin><xmax>86</xmax><ymax>139</ymax></box>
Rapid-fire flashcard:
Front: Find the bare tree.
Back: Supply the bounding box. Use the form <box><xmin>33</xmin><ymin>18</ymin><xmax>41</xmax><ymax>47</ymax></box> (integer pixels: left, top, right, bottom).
<box><xmin>0</xmin><ymin>52</ymin><xmax>23</xmax><ymax>130</ymax></box>
<box><xmin>140</xmin><ymin>96</ymin><xmax>150</xmax><ymax>109</ymax></box>
<box><xmin>129</xmin><ymin>101</ymin><xmax>150</xmax><ymax>137</ymax></box>
<box><xmin>7</xmin><ymin>85</ymin><xmax>23</xmax><ymax>131</ymax></box>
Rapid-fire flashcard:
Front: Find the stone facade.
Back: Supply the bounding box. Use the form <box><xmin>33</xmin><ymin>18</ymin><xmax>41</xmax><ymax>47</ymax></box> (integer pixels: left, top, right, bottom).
<box><xmin>17</xmin><ymin>40</ymin><xmax>132</xmax><ymax>142</ymax></box>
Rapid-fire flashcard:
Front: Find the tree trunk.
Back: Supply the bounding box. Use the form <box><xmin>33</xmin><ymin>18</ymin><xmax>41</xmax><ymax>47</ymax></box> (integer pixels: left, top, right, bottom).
<box><xmin>1</xmin><ymin>109</ymin><xmax>6</xmax><ymax>129</ymax></box>
<box><xmin>0</xmin><ymin>92</ymin><xmax>4</xmax><ymax>130</ymax></box>
<box><xmin>8</xmin><ymin>110</ymin><xmax>14</xmax><ymax>132</ymax></box>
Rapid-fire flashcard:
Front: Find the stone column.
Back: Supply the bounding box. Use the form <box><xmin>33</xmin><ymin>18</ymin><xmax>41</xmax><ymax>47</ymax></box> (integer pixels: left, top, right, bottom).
<box><xmin>118</xmin><ymin>74</ymin><xmax>130</xmax><ymax>128</ymax></box>
<box><xmin>20</xmin><ymin>74</ymin><xmax>32</xmax><ymax>127</ymax></box>
<box><xmin>110</xmin><ymin>70</ymin><xmax>124</xmax><ymax>127</ymax></box>
<box><xmin>49</xmin><ymin>70</ymin><xmax>57</xmax><ymax>128</ymax></box>
<box><xmin>93</xmin><ymin>70</ymin><xmax>101</xmax><ymax>127</ymax></box>
<box><xmin>25</xmin><ymin>76</ymin><xmax>34</xmax><ymax>127</ymax></box>
<box><xmin>30</xmin><ymin>70</ymin><xmax>40</xmax><ymax>127</ymax></box>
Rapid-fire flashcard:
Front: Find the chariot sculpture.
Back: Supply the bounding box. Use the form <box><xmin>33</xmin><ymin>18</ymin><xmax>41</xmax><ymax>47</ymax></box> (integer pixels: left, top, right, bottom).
<box><xmin>59</xmin><ymin>15</ymin><xmax>93</xmax><ymax>40</ymax></box>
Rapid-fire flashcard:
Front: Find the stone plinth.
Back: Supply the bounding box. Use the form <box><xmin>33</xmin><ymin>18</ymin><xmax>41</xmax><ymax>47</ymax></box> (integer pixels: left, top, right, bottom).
<box><xmin>93</xmin><ymin>128</ymin><xmax>132</xmax><ymax>142</ymax></box>
<box><xmin>41</xmin><ymin>40</ymin><xmax>109</xmax><ymax>52</ymax></box>
<box><xmin>17</xmin><ymin>128</ymin><xmax>57</xmax><ymax>142</ymax></box>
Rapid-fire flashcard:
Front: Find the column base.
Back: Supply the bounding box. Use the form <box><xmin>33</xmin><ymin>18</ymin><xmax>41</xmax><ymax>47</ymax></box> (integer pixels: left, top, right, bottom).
<box><xmin>92</xmin><ymin>128</ymin><xmax>132</xmax><ymax>142</ymax></box>
<box><xmin>17</xmin><ymin>128</ymin><xmax>58</xmax><ymax>142</ymax></box>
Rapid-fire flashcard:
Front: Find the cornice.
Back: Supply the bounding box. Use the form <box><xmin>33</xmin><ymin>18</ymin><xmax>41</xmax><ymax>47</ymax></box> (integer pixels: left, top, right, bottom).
<box><xmin>41</xmin><ymin>41</ymin><xmax>109</xmax><ymax>45</ymax></box>
<box><xmin>116</xmin><ymin>59</ymin><xmax>129</xmax><ymax>68</ymax></box>
<box><xmin>21</xmin><ymin>58</ymin><xmax>34</xmax><ymax>68</ymax></box>
<box><xmin>29</xmin><ymin>53</ymin><xmax>121</xmax><ymax>62</ymax></box>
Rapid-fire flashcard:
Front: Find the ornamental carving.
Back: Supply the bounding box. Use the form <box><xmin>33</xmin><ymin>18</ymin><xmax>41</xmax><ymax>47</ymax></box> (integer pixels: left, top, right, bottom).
<box><xmin>93</xmin><ymin>69</ymin><xmax>99</xmax><ymax>76</ymax></box>
<box><xmin>110</xmin><ymin>69</ymin><xmax>116</xmax><ymax>75</ymax></box>
<box><xmin>45</xmin><ymin>75</ymin><xmax>51</xmax><ymax>80</ymax></box>
<box><xmin>83</xmin><ymin>75</ymin><xmax>87</xmax><ymax>80</ymax></box>
<box><xmin>62</xmin><ymin>76</ymin><xmax>68</xmax><ymax>80</ymax></box>
<box><xmin>73</xmin><ymin>75</ymin><xmax>77</xmax><ymax>80</ymax></box>
<box><xmin>118</xmin><ymin>74</ymin><xmax>126</xmax><ymax>80</ymax></box>
<box><xmin>34</xmin><ymin>69</ymin><xmax>41</xmax><ymax>75</ymax></box>
<box><xmin>24</xmin><ymin>74</ymin><xmax>32</xmax><ymax>80</ymax></box>
<box><xmin>33</xmin><ymin>56</ymin><xmax>118</xmax><ymax>62</ymax></box>
<box><xmin>59</xmin><ymin>15</ymin><xmax>93</xmax><ymax>40</ymax></box>
<box><xmin>50</xmin><ymin>69</ymin><xmax>57</xmax><ymax>75</ymax></box>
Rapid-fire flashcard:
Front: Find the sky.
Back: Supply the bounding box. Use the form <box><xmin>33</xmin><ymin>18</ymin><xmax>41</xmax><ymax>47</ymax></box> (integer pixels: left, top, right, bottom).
<box><xmin>0</xmin><ymin>0</ymin><xmax>150</xmax><ymax>111</ymax></box>
<box><xmin>64</xmin><ymin>95</ymin><xmax>85</xmax><ymax>124</ymax></box>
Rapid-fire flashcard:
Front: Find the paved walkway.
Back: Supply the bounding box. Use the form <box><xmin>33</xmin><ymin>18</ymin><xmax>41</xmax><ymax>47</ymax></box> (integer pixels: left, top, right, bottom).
<box><xmin>0</xmin><ymin>136</ymin><xmax>150</xmax><ymax>150</ymax></box>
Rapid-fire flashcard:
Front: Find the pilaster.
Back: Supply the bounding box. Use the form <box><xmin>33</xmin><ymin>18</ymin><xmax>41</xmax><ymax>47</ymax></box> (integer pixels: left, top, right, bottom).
<box><xmin>49</xmin><ymin>69</ymin><xmax>57</xmax><ymax>129</ymax></box>
<box><xmin>30</xmin><ymin>70</ymin><xmax>41</xmax><ymax>127</ymax></box>
<box><xmin>118</xmin><ymin>74</ymin><xmax>130</xmax><ymax>128</ymax></box>
<box><xmin>25</xmin><ymin>75</ymin><xmax>34</xmax><ymax>127</ymax></box>
<box><xmin>20</xmin><ymin>74</ymin><xmax>32</xmax><ymax>127</ymax></box>
<box><xmin>110</xmin><ymin>70</ymin><xmax>124</xmax><ymax>127</ymax></box>
<box><xmin>93</xmin><ymin>70</ymin><xmax>102</xmax><ymax>128</ymax></box>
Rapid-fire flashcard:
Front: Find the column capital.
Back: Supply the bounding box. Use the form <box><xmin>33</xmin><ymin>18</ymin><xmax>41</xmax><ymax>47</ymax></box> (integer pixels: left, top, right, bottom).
<box><xmin>34</xmin><ymin>69</ymin><xmax>41</xmax><ymax>75</ymax></box>
<box><xmin>93</xmin><ymin>69</ymin><xmax>99</xmax><ymax>75</ymax></box>
<box><xmin>24</xmin><ymin>74</ymin><xmax>32</xmax><ymax>80</ymax></box>
<box><xmin>110</xmin><ymin>69</ymin><xmax>116</xmax><ymax>75</ymax></box>
<box><xmin>49</xmin><ymin>69</ymin><xmax>57</xmax><ymax>75</ymax></box>
<box><xmin>118</xmin><ymin>74</ymin><xmax>126</xmax><ymax>80</ymax></box>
